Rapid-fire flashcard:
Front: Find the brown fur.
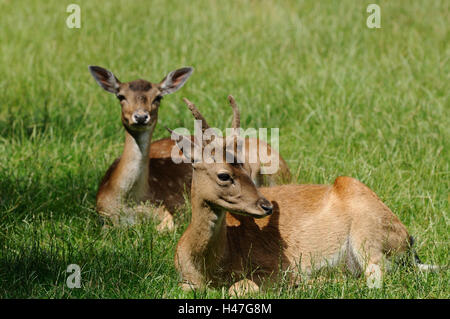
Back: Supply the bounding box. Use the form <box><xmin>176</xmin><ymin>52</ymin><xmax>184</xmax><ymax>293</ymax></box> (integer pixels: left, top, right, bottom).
<box><xmin>90</xmin><ymin>67</ymin><xmax>291</xmax><ymax>228</ymax></box>
<box><xmin>97</xmin><ymin>137</ymin><xmax>289</xmax><ymax>223</ymax></box>
<box><xmin>176</xmin><ymin>173</ymin><xmax>411</xmax><ymax>293</ymax></box>
<box><xmin>97</xmin><ymin>140</ymin><xmax>192</xmax><ymax>215</ymax></box>
<box><xmin>174</xmin><ymin>103</ymin><xmax>411</xmax><ymax>295</ymax></box>
<box><xmin>90</xmin><ymin>66</ymin><xmax>195</xmax><ymax>228</ymax></box>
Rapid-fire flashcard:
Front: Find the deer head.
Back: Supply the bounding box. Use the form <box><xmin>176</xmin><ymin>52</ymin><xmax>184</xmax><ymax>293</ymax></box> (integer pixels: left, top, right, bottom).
<box><xmin>168</xmin><ymin>96</ymin><xmax>273</xmax><ymax>218</ymax></box>
<box><xmin>89</xmin><ymin>66</ymin><xmax>193</xmax><ymax>133</ymax></box>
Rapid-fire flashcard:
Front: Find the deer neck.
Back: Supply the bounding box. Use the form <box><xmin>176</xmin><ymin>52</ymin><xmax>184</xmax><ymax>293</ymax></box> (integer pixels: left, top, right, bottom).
<box><xmin>180</xmin><ymin>187</ymin><xmax>229</xmax><ymax>277</ymax></box>
<box><xmin>115</xmin><ymin>122</ymin><xmax>156</xmax><ymax>202</ymax></box>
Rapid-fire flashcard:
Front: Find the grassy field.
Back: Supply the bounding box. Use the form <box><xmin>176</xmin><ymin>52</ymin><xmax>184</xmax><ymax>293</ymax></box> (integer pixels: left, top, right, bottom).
<box><xmin>0</xmin><ymin>0</ymin><xmax>448</xmax><ymax>298</ymax></box>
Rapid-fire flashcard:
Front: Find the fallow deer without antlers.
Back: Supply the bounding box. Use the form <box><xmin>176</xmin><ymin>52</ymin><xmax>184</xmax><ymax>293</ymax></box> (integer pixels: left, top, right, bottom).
<box><xmin>89</xmin><ymin>67</ymin><xmax>290</xmax><ymax>230</ymax></box>
<box><xmin>171</xmin><ymin>96</ymin><xmax>439</xmax><ymax>295</ymax></box>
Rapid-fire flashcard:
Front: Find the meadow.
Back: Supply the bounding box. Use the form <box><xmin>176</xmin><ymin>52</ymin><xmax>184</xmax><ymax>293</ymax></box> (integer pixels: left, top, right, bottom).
<box><xmin>0</xmin><ymin>0</ymin><xmax>448</xmax><ymax>298</ymax></box>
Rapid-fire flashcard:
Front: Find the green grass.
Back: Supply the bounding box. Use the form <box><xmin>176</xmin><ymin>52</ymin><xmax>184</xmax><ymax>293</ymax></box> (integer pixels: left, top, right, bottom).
<box><xmin>0</xmin><ymin>0</ymin><xmax>448</xmax><ymax>298</ymax></box>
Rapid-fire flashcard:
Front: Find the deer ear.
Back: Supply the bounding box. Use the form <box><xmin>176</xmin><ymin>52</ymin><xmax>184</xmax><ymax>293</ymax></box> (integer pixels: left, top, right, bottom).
<box><xmin>159</xmin><ymin>67</ymin><xmax>194</xmax><ymax>96</ymax></box>
<box><xmin>89</xmin><ymin>66</ymin><xmax>121</xmax><ymax>94</ymax></box>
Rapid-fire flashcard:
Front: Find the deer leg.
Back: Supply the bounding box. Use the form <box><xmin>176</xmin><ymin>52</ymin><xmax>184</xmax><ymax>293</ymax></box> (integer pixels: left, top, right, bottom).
<box><xmin>348</xmin><ymin>236</ymin><xmax>386</xmax><ymax>289</ymax></box>
<box><xmin>134</xmin><ymin>204</ymin><xmax>175</xmax><ymax>232</ymax></box>
<box><xmin>156</xmin><ymin>207</ymin><xmax>175</xmax><ymax>232</ymax></box>
<box><xmin>99</xmin><ymin>204</ymin><xmax>137</xmax><ymax>227</ymax></box>
<box><xmin>100</xmin><ymin>203</ymin><xmax>175</xmax><ymax>231</ymax></box>
<box><xmin>365</xmin><ymin>262</ymin><xmax>384</xmax><ymax>289</ymax></box>
<box><xmin>179</xmin><ymin>281</ymin><xmax>201</xmax><ymax>292</ymax></box>
<box><xmin>228</xmin><ymin>279</ymin><xmax>259</xmax><ymax>297</ymax></box>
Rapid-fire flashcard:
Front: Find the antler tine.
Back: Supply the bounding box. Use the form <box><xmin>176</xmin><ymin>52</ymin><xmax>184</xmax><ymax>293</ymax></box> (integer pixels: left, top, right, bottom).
<box><xmin>183</xmin><ymin>98</ymin><xmax>210</xmax><ymax>131</ymax></box>
<box><xmin>227</xmin><ymin>95</ymin><xmax>240</xmax><ymax>129</ymax></box>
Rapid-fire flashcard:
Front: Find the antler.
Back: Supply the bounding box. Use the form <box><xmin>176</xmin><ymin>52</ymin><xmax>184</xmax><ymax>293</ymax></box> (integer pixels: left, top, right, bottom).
<box><xmin>227</xmin><ymin>95</ymin><xmax>240</xmax><ymax>129</ymax></box>
<box><xmin>183</xmin><ymin>98</ymin><xmax>210</xmax><ymax>133</ymax></box>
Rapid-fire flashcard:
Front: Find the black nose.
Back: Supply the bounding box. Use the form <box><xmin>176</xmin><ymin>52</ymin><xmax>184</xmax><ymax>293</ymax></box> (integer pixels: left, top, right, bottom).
<box><xmin>134</xmin><ymin>114</ymin><xmax>149</xmax><ymax>124</ymax></box>
<box><xmin>257</xmin><ymin>198</ymin><xmax>273</xmax><ymax>215</ymax></box>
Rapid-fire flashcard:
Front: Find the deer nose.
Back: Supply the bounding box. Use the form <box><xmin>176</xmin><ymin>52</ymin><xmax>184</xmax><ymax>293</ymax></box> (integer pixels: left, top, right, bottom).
<box><xmin>257</xmin><ymin>198</ymin><xmax>273</xmax><ymax>215</ymax></box>
<box><xmin>133</xmin><ymin>113</ymin><xmax>149</xmax><ymax>125</ymax></box>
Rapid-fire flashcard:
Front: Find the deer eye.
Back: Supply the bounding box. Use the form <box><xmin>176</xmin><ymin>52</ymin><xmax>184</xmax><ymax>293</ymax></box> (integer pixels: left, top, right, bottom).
<box><xmin>117</xmin><ymin>94</ymin><xmax>126</xmax><ymax>101</ymax></box>
<box><xmin>153</xmin><ymin>95</ymin><xmax>163</xmax><ymax>104</ymax></box>
<box><xmin>217</xmin><ymin>173</ymin><xmax>231</xmax><ymax>182</ymax></box>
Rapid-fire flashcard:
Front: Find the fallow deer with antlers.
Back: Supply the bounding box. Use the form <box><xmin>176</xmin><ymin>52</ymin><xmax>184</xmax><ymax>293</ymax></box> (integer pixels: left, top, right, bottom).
<box><xmin>89</xmin><ymin>67</ymin><xmax>290</xmax><ymax>230</ymax></box>
<box><xmin>171</xmin><ymin>96</ymin><xmax>439</xmax><ymax>295</ymax></box>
